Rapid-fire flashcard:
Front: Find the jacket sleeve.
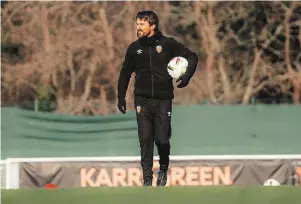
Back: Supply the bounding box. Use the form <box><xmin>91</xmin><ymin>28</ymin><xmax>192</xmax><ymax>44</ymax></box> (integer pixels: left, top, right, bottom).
<box><xmin>117</xmin><ymin>44</ymin><xmax>135</xmax><ymax>100</ymax></box>
<box><xmin>170</xmin><ymin>38</ymin><xmax>198</xmax><ymax>79</ymax></box>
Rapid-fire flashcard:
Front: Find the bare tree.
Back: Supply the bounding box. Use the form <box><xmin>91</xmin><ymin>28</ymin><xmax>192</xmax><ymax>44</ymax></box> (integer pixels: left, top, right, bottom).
<box><xmin>2</xmin><ymin>1</ymin><xmax>300</xmax><ymax>115</ymax></box>
<box><xmin>282</xmin><ymin>1</ymin><xmax>301</xmax><ymax>104</ymax></box>
<box><xmin>192</xmin><ymin>1</ymin><xmax>301</xmax><ymax>104</ymax></box>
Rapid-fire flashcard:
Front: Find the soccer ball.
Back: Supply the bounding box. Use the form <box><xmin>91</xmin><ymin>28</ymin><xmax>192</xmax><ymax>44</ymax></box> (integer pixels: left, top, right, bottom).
<box><xmin>167</xmin><ymin>57</ymin><xmax>188</xmax><ymax>79</ymax></box>
<box><xmin>263</xmin><ymin>179</ymin><xmax>281</xmax><ymax>186</ymax></box>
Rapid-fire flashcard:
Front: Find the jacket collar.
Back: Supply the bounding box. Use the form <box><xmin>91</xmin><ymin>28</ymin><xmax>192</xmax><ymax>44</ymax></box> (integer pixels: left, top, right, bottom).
<box><xmin>139</xmin><ymin>31</ymin><xmax>163</xmax><ymax>47</ymax></box>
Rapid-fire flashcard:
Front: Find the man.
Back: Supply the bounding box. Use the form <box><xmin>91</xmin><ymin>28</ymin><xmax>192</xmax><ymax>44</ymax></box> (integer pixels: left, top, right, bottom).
<box><xmin>117</xmin><ymin>10</ymin><xmax>198</xmax><ymax>187</ymax></box>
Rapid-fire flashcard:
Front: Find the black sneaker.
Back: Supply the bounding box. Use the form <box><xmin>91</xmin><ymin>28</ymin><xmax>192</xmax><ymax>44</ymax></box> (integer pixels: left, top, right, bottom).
<box><xmin>143</xmin><ymin>180</ymin><xmax>152</xmax><ymax>187</ymax></box>
<box><xmin>156</xmin><ymin>170</ymin><xmax>168</xmax><ymax>186</ymax></box>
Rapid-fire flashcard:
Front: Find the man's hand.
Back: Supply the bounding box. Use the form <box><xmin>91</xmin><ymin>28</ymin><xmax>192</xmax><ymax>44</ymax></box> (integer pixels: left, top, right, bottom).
<box><xmin>176</xmin><ymin>73</ymin><xmax>190</xmax><ymax>88</ymax></box>
<box><xmin>118</xmin><ymin>98</ymin><xmax>126</xmax><ymax>114</ymax></box>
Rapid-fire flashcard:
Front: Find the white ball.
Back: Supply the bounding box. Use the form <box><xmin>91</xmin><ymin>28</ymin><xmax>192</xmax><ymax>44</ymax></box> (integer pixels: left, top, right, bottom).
<box><xmin>167</xmin><ymin>57</ymin><xmax>188</xmax><ymax>79</ymax></box>
<box><xmin>263</xmin><ymin>179</ymin><xmax>281</xmax><ymax>186</ymax></box>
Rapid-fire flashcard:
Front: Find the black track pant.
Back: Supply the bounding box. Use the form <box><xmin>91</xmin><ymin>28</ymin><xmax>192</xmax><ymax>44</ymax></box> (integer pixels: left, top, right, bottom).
<box><xmin>134</xmin><ymin>96</ymin><xmax>172</xmax><ymax>182</ymax></box>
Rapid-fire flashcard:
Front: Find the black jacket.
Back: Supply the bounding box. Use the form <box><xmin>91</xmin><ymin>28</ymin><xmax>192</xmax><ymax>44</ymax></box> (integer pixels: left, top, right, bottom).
<box><xmin>117</xmin><ymin>31</ymin><xmax>198</xmax><ymax>100</ymax></box>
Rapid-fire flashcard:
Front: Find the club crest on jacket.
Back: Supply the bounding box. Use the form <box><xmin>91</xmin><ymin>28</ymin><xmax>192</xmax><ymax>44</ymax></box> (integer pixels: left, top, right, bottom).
<box><xmin>156</xmin><ymin>45</ymin><xmax>162</xmax><ymax>53</ymax></box>
<box><xmin>136</xmin><ymin>106</ymin><xmax>141</xmax><ymax>113</ymax></box>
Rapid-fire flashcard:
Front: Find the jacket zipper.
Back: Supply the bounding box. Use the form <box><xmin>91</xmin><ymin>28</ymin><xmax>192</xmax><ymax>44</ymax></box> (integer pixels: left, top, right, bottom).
<box><xmin>149</xmin><ymin>46</ymin><xmax>154</xmax><ymax>97</ymax></box>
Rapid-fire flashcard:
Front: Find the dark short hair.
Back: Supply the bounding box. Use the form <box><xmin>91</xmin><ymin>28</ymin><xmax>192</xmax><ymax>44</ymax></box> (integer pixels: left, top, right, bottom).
<box><xmin>136</xmin><ymin>10</ymin><xmax>159</xmax><ymax>31</ymax></box>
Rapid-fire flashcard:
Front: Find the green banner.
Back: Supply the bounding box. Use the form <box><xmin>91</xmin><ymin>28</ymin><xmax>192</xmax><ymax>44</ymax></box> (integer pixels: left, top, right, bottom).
<box><xmin>2</xmin><ymin>105</ymin><xmax>301</xmax><ymax>159</ymax></box>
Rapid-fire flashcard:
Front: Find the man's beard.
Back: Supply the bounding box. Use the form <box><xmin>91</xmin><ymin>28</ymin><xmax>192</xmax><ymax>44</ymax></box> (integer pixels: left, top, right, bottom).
<box><xmin>137</xmin><ymin>30</ymin><xmax>151</xmax><ymax>38</ymax></box>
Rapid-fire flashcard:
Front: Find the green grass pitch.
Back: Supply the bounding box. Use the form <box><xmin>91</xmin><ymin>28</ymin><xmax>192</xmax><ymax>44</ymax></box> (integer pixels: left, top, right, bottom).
<box><xmin>2</xmin><ymin>186</ymin><xmax>301</xmax><ymax>204</ymax></box>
